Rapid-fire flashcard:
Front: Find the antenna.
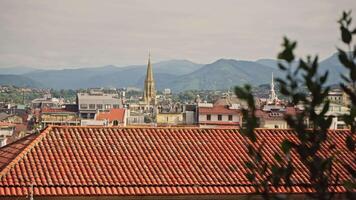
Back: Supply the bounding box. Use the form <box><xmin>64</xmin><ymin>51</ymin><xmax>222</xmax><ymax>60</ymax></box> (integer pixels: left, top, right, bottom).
<box><xmin>29</xmin><ymin>183</ymin><xmax>34</xmax><ymax>200</ymax></box>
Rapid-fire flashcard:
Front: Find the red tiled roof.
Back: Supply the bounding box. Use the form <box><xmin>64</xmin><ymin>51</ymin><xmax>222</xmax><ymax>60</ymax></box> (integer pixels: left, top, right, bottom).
<box><xmin>199</xmin><ymin>105</ymin><xmax>239</xmax><ymax>115</ymax></box>
<box><xmin>0</xmin><ymin>133</ymin><xmax>39</xmax><ymax>171</ymax></box>
<box><xmin>96</xmin><ymin>108</ymin><xmax>125</xmax><ymax>122</ymax></box>
<box><xmin>0</xmin><ymin>126</ymin><xmax>353</xmax><ymax>197</ymax></box>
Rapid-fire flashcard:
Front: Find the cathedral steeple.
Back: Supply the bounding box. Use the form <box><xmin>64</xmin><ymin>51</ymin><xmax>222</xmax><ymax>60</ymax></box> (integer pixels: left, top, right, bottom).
<box><xmin>269</xmin><ymin>72</ymin><xmax>279</xmax><ymax>103</ymax></box>
<box><xmin>143</xmin><ymin>52</ymin><xmax>156</xmax><ymax>105</ymax></box>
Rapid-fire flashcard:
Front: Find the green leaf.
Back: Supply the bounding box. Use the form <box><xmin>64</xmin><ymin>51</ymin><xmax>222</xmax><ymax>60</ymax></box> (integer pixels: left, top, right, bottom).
<box><xmin>246</xmin><ymin>173</ymin><xmax>255</xmax><ymax>182</ymax></box>
<box><xmin>343</xmin><ymin>180</ymin><xmax>356</xmax><ymax>190</ymax></box>
<box><xmin>346</xmin><ymin>136</ymin><xmax>355</xmax><ymax>151</ymax></box>
<box><xmin>281</xmin><ymin>140</ymin><xmax>293</xmax><ymax>154</ymax></box>
<box><xmin>320</xmin><ymin>71</ymin><xmax>328</xmax><ymax>84</ymax></box>
<box><xmin>341</xmin><ymin>74</ymin><xmax>351</xmax><ymax>83</ymax></box>
<box><xmin>351</xmin><ymin>67</ymin><xmax>356</xmax><ymax>82</ymax></box>
<box><xmin>341</xmin><ymin>26</ymin><xmax>352</xmax><ymax>44</ymax></box>
<box><xmin>320</xmin><ymin>101</ymin><xmax>330</xmax><ymax>116</ymax></box>
<box><xmin>245</xmin><ymin>161</ymin><xmax>255</xmax><ymax>170</ymax></box>
<box><xmin>338</xmin><ymin>49</ymin><xmax>353</xmax><ymax>69</ymax></box>
<box><xmin>274</xmin><ymin>153</ymin><xmax>282</xmax><ymax>163</ymax></box>
<box><xmin>278</xmin><ymin>63</ymin><xmax>286</xmax><ymax>70</ymax></box>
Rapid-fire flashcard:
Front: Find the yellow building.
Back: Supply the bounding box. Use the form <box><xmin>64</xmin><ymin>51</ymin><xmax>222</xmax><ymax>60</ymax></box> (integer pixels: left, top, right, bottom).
<box><xmin>41</xmin><ymin>108</ymin><xmax>80</xmax><ymax>127</ymax></box>
<box><xmin>156</xmin><ymin>112</ymin><xmax>183</xmax><ymax>126</ymax></box>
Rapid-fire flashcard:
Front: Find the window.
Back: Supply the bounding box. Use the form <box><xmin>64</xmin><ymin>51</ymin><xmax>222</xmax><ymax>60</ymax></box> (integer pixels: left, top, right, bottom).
<box><xmin>89</xmin><ymin>113</ymin><xmax>95</xmax><ymax>119</ymax></box>
<box><xmin>105</xmin><ymin>104</ymin><xmax>112</xmax><ymax>110</ymax></box>
<box><xmin>80</xmin><ymin>104</ymin><xmax>88</xmax><ymax>109</ymax></box>
<box><xmin>228</xmin><ymin>115</ymin><xmax>233</xmax><ymax>121</ymax></box>
<box><xmin>275</xmin><ymin>125</ymin><xmax>279</xmax><ymax>128</ymax></box>
<box><xmin>218</xmin><ymin>115</ymin><xmax>222</xmax><ymax>121</ymax></box>
<box><xmin>97</xmin><ymin>104</ymin><xmax>103</xmax><ymax>110</ymax></box>
<box><xmin>113</xmin><ymin>104</ymin><xmax>120</xmax><ymax>108</ymax></box>
<box><xmin>81</xmin><ymin>113</ymin><xmax>88</xmax><ymax>119</ymax></box>
<box><xmin>113</xmin><ymin>120</ymin><xmax>119</xmax><ymax>126</ymax></box>
<box><xmin>89</xmin><ymin>104</ymin><xmax>95</xmax><ymax>109</ymax></box>
<box><xmin>207</xmin><ymin>114</ymin><xmax>211</xmax><ymax>121</ymax></box>
<box><xmin>337</xmin><ymin>116</ymin><xmax>344</xmax><ymax>121</ymax></box>
<box><xmin>337</xmin><ymin>124</ymin><xmax>345</xmax><ymax>129</ymax></box>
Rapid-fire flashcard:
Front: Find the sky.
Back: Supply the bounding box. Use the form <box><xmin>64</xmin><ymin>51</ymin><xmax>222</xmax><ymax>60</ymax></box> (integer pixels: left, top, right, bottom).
<box><xmin>0</xmin><ymin>0</ymin><xmax>355</xmax><ymax>69</ymax></box>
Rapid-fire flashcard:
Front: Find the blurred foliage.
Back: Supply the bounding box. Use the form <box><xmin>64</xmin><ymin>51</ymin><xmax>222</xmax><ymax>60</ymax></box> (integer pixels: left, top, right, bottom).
<box><xmin>234</xmin><ymin>11</ymin><xmax>356</xmax><ymax>200</ymax></box>
<box><xmin>337</xmin><ymin>10</ymin><xmax>356</xmax><ymax>198</ymax></box>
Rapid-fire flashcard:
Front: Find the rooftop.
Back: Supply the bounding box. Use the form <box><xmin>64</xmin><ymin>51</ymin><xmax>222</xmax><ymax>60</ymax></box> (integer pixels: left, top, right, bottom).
<box><xmin>96</xmin><ymin>108</ymin><xmax>126</xmax><ymax>122</ymax></box>
<box><xmin>199</xmin><ymin>105</ymin><xmax>240</xmax><ymax>115</ymax></box>
<box><xmin>0</xmin><ymin>126</ymin><xmax>353</xmax><ymax>197</ymax></box>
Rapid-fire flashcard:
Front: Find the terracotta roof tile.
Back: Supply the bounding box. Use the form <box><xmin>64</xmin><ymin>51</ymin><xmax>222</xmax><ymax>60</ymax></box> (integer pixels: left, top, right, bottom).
<box><xmin>96</xmin><ymin>108</ymin><xmax>126</xmax><ymax>122</ymax></box>
<box><xmin>199</xmin><ymin>105</ymin><xmax>239</xmax><ymax>115</ymax></box>
<box><xmin>0</xmin><ymin>126</ymin><xmax>353</xmax><ymax>197</ymax></box>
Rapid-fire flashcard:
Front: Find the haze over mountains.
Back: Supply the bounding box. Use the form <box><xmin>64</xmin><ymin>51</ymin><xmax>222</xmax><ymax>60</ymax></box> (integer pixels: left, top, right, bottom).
<box><xmin>0</xmin><ymin>53</ymin><xmax>347</xmax><ymax>91</ymax></box>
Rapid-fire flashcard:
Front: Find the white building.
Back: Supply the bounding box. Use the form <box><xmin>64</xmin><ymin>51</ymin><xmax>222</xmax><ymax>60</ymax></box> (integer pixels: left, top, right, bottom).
<box><xmin>316</xmin><ymin>103</ymin><xmax>349</xmax><ymax>130</ymax></box>
<box><xmin>198</xmin><ymin>103</ymin><xmax>242</xmax><ymax>128</ymax></box>
<box><xmin>77</xmin><ymin>89</ymin><xmax>122</xmax><ymax>119</ymax></box>
<box><xmin>0</xmin><ymin>122</ymin><xmax>15</xmax><ymax>147</ymax></box>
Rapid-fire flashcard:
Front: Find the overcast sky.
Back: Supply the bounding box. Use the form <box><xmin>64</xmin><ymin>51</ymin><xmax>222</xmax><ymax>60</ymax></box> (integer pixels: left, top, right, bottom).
<box><xmin>0</xmin><ymin>0</ymin><xmax>355</xmax><ymax>69</ymax></box>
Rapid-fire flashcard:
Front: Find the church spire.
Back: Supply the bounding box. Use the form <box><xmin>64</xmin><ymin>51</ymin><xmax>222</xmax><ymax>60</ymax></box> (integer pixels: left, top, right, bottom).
<box><xmin>143</xmin><ymin>51</ymin><xmax>156</xmax><ymax>105</ymax></box>
<box><xmin>146</xmin><ymin>51</ymin><xmax>153</xmax><ymax>82</ymax></box>
<box><xmin>269</xmin><ymin>72</ymin><xmax>279</xmax><ymax>103</ymax></box>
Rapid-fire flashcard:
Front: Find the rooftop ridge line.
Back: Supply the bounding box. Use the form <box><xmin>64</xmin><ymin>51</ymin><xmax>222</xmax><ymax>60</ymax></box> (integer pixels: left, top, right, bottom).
<box><xmin>0</xmin><ymin>126</ymin><xmax>53</xmax><ymax>179</ymax></box>
<box><xmin>48</xmin><ymin>125</ymin><xmax>305</xmax><ymax>131</ymax></box>
<box><xmin>46</xmin><ymin>125</ymin><xmax>352</xmax><ymax>132</ymax></box>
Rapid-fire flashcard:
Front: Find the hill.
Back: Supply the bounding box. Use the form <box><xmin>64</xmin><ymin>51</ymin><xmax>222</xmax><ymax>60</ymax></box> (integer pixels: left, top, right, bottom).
<box><xmin>22</xmin><ymin>60</ymin><xmax>202</xmax><ymax>89</ymax></box>
<box><xmin>319</xmin><ymin>53</ymin><xmax>348</xmax><ymax>85</ymax></box>
<box><xmin>0</xmin><ymin>74</ymin><xmax>42</xmax><ymax>88</ymax></box>
<box><xmin>257</xmin><ymin>54</ymin><xmax>348</xmax><ymax>85</ymax></box>
<box><xmin>168</xmin><ymin>59</ymin><xmax>281</xmax><ymax>91</ymax></box>
<box><xmin>0</xmin><ymin>66</ymin><xmax>37</xmax><ymax>75</ymax></box>
<box><xmin>0</xmin><ymin>53</ymin><xmax>348</xmax><ymax>91</ymax></box>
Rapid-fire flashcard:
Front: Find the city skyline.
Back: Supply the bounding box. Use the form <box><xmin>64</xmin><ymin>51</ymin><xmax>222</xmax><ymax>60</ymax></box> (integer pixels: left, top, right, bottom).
<box><xmin>0</xmin><ymin>0</ymin><xmax>355</xmax><ymax>69</ymax></box>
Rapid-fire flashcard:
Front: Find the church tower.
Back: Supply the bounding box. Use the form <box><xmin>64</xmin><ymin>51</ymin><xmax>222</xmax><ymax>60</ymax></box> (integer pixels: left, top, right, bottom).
<box><xmin>143</xmin><ymin>52</ymin><xmax>156</xmax><ymax>105</ymax></box>
<box><xmin>268</xmin><ymin>73</ymin><xmax>279</xmax><ymax>103</ymax></box>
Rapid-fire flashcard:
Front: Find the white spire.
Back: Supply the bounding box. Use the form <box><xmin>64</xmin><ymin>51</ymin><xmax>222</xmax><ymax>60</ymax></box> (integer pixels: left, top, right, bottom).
<box><xmin>269</xmin><ymin>72</ymin><xmax>279</xmax><ymax>103</ymax></box>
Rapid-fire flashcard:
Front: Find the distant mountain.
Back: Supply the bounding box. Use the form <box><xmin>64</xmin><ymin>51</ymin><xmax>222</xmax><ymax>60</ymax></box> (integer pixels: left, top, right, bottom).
<box><xmin>319</xmin><ymin>53</ymin><xmax>348</xmax><ymax>85</ymax></box>
<box><xmin>0</xmin><ymin>75</ymin><xmax>42</xmax><ymax>88</ymax></box>
<box><xmin>22</xmin><ymin>60</ymin><xmax>203</xmax><ymax>89</ymax></box>
<box><xmin>153</xmin><ymin>60</ymin><xmax>203</xmax><ymax>75</ymax></box>
<box><xmin>0</xmin><ymin>53</ymin><xmax>349</xmax><ymax>91</ymax></box>
<box><xmin>0</xmin><ymin>67</ymin><xmax>37</xmax><ymax>75</ymax></box>
<box><xmin>23</xmin><ymin>65</ymin><xmax>124</xmax><ymax>89</ymax></box>
<box><xmin>168</xmin><ymin>59</ymin><xmax>281</xmax><ymax>91</ymax></box>
<box><xmin>256</xmin><ymin>59</ymin><xmax>279</xmax><ymax>69</ymax></box>
<box><xmin>257</xmin><ymin>53</ymin><xmax>348</xmax><ymax>85</ymax></box>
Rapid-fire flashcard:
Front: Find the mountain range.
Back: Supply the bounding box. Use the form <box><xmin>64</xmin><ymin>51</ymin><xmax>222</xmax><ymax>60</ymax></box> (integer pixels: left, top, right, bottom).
<box><xmin>0</xmin><ymin>53</ymin><xmax>348</xmax><ymax>91</ymax></box>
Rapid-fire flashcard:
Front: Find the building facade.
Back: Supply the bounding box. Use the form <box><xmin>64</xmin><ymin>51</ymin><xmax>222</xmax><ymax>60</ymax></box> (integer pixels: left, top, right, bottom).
<box><xmin>156</xmin><ymin>112</ymin><xmax>184</xmax><ymax>126</ymax></box>
<box><xmin>40</xmin><ymin>108</ymin><xmax>80</xmax><ymax>127</ymax></box>
<box><xmin>198</xmin><ymin>103</ymin><xmax>242</xmax><ymax>128</ymax></box>
<box><xmin>0</xmin><ymin>122</ymin><xmax>15</xmax><ymax>147</ymax></box>
<box><xmin>77</xmin><ymin>89</ymin><xmax>121</xmax><ymax>119</ymax></box>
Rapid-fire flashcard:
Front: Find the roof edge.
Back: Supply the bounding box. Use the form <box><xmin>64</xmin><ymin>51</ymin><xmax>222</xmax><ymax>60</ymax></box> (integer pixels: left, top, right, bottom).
<box><xmin>0</xmin><ymin>126</ymin><xmax>53</xmax><ymax>178</ymax></box>
<box><xmin>39</xmin><ymin>125</ymin><xmax>351</xmax><ymax>132</ymax></box>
